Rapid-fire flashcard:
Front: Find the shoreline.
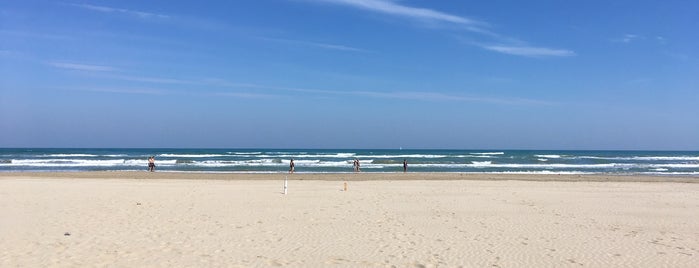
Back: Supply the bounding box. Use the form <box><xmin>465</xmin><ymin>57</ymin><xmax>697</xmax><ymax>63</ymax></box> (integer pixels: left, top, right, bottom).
<box><xmin>1</xmin><ymin>171</ymin><xmax>697</xmax><ymax>183</ymax></box>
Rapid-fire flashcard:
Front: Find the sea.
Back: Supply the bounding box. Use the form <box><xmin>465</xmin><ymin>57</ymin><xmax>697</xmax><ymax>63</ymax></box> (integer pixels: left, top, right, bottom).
<box><xmin>1</xmin><ymin>148</ymin><xmax>698</xmax><ymax>176</ymax></box>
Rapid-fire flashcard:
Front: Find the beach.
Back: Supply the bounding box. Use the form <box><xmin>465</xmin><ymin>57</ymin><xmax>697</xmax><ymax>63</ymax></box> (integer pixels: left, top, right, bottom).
<box><xmin>1</xmin><ymin>172</ymin><xmax>698</xmax><ymax>267</ymax></box>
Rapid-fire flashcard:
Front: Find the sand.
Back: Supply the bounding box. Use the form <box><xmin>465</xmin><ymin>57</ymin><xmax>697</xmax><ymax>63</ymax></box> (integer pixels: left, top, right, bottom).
<box><xmin>1</xmin><ymin>172</ymin><xmax>698</xmax><ymax>267</ymax></box>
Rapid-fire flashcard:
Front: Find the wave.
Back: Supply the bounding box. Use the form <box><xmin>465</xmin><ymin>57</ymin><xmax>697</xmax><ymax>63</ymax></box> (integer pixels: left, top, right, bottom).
<box><xmin>233</xmin><ymin>153</ymin><xmax>357</xmax><ymax>158</ymax></box>
<box><xmin>371</xmin><ymin>159</ymin><xmax>401</xmax><ymax>164</ymax></box>
<box><xmin>464</xmin><ymin>155</ymin><xmax>497</xmax><ymax>158</ymax></box>
<box><xmin>159</xmin><ymin>154</ymin><xmax>228</xmax><ymax>158</ymax></box>
<box><xmin>650</xmin><ymin>163</ymin><xmax>699</xmax><ymax>168</ymax></box>
<box><xmin>465</xmin><ymin>162</ymin><xmax>699</xmax><ymax>169</ymax></box>
<box><xmin>44</xmin><ymin>154</ymin><xmax>98</xmax><ymax>157</ymax></box>
<box><xmin>36</xmin><ymin>153</ymin><xmax>129</xmax><ymax>158</ymax></box>
<box><xmin>465</xmin><ymin>162</ymin><xmax>636</xmax><ymax>169</ymax></box>
<box><xmin>5</xmin><ymin>159</ymin><xmax>177</xmax><ymax>167</ymax></box>
<box><xmin>633</xmin><ymin>156</ymin><xmax>699</xmax><ymax>161</ymax></box>
<box><xmin>355</xmin><ymin>154</ymin><xmax>449</xmax><ymax>159</ymax></box>
<box><xmin>577</xmin><ymin>156</ymin><xmax>699</xmax><ymax>161</ymax></box>
<box><xmin>534</xmin><ymin>154</ymin><xmax>564</xmax><ymax>158</ymax></box>
<box><xmin>5</xmin><ymin>158</ymin><xmax>697</xmax><ymax>170</ymax></box>
<box><xmin>182</xmin><ymin>159</ymin><xmax>353</xmax><ymax>168</ymax></box>
<box><xmin>482</xmin><ymin>171</ymin><xmax>593</xmax><ymax>175</ymax></box>
<box><xmin>230</xmin><ymin>152</ymin><xmax>262</xmax><ymax>155</ymax></box>
<box><xmin>470</xmin><ymin>152</ymin><xmax>505</xmax><ymax>155</ymax></box>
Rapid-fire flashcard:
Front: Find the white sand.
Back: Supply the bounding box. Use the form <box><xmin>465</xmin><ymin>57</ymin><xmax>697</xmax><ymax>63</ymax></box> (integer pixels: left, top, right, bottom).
<box><xmin>1</xmin><ymin>175</ymin><xmax>698</xmax><ymax>267</ymax></box>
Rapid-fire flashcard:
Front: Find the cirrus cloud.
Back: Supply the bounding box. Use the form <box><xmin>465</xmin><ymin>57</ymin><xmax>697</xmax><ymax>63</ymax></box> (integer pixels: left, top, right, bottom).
<box><xmin>481</xmin><ymin>45</ymin><xmax>576</xmax><ymax>57</ymax></box>
<box><xmin>47</xmin><ymin>61</ymin><xmax>117</xmax><ymax>71</ymax></box>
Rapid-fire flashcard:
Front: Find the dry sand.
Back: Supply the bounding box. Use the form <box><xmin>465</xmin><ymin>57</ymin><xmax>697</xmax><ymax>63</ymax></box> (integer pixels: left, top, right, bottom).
<box><xmin>1</xmin><ymin>172</ymin><xmax>698</xmax><ymax>267</ymax></box>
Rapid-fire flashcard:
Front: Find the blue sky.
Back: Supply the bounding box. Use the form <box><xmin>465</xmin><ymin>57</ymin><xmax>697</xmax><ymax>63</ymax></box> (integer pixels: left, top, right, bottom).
<box><xmin>1</xmin><ymin>0</ymin><xmax>697</xmax><ymax>149</ymax></box>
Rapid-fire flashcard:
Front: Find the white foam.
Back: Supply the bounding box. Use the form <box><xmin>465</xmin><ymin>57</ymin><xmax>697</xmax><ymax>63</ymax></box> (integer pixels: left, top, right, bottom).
<box><xmin>486</xmin><ymin>171</ymin><xmax>593</xmax><ymax>175</ymax></box>
<box><xmin>354</xmin><ymin>154</ymin><xmax>448</xmax><ymax>159</ymax></box>
<box><xmin>466</xmin><ymin>163</ymin><xmax>639</xmax><ymax>169</ymax></box>
<box><xmin>7</xmin><ymin>159</ymin><xmax>177</xmax><ymax>167</ymax></box>
<box><xmin>44</xmin><ymin>154</ymin><xmax>98</xmax><ymax>157</ymax></box>
<box><xmin>462</xmin><ymin>155</ymin><xmax>495</xmax><ymax>158</ymax></box>
<box><xmin>649</xmin><ymin>163</ymin><xmax>699</xmax><ymax>168</ymax></box>
<box><xmin>237</xmin><ymin>153</ymin><xmax>357</xmax><ymax>158</ymax></box>
<box><xmin>470</xmin><ymin>152</ymin><xmax>505</xmax><ymax>155</ymax></box>
<box><xmin>578</xmin><ymin>156</ymin><xmax>699</xmax><ymax>161</ymax></box>
<box><xmin>159</xmin><ymin>154</ymin><xmax>227</xmax><ymax>158</ymax></box>
<box><xmin>535</xmin><ymin>154</ymin><xmax>564</xmax><ymax>158</ymax></box>
<box><xmin>537</xmin><ymin>158</ymin><xmax>549</xmax><ymax>162</ymax></box>
<box><xmin>633</xmin><ymin>156</ymin><xmax>699</xmax><ymax>161</ymax></box>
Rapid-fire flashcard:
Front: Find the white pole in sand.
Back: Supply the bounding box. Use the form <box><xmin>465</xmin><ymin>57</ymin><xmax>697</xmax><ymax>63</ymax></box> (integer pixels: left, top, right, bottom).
<box><xmin>284</xmin><ymin>176</ymin><xmax>288</xmax><ymax>195</ymax></box>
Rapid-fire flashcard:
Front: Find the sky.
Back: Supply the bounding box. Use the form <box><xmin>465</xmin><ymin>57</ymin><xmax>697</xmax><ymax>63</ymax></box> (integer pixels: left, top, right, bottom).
<box><xmin>1</xmin><ymin>0</ymin><xmax>697</xmax><ymax>150</ymax></box>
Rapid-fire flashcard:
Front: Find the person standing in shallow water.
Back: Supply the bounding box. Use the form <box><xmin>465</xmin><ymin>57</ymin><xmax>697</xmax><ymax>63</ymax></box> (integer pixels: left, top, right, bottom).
<box><xmin>403</xmin><ymin>159</ymin><xmax>408</xmax><ymax>173</ymax></box>
<box><xmin>148</xmin><ymin>156</ymin><xmax>156</xmax><ymax>172</ymax></box>
<box><xmin>289</xmin><ymin>159</ymin><xmax>295</xmax><ymax>173</ymax></box>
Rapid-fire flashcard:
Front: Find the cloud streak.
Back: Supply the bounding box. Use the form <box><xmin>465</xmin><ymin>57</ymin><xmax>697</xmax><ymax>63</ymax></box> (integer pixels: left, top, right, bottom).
<box><xmin>481</xmin><ymin>45</ymin><xmax>576</xmax><ymax>57</ymax></box>
<box><xmin>69</xmin><ymin>3</ymin><xmax>169</xmax><ymax>19</ymax></box>
<box><xmin>65</xmin><ymin>86</ymin><xmax>168</xmax><ymax>95</ymax></box>
<box><xmin>59</xmin><ymin>70</ymin><xmax>552</xmax><ymax>104</ymax></box>
<box><xmin>48</xmin><ymin>61</ymin><xmax>117</xmax><ymax>72</ymax></box>
<box><xmin>208</xmin><ymin>79</ymin><xmax>553</xmax><ymax>105</ymax></box>
<box><xmin>613</xmin><ymin>34</ymin><xmax>643</xmax><ymax>43</ymax></box>
<box><xmin>305</xmin><ymin>0</ymin><xmax>574</xmax><ymax>58</ymax></box>
<box><xmin>260</xmin><ymin>37</ymin><xmax>369</xmax><ymax>52</ymax></box>
<box><xmin>311</xmin><ymin>0</ymin><xmax>486</xmax><ymax>28</ymax></box>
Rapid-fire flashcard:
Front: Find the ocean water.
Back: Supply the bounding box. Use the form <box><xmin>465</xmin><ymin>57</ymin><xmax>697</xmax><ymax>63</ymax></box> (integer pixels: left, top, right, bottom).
<box><xmin>1</xmin><ymin>148</ymin><xmax>698</xmax><ymax>175</ymax></box>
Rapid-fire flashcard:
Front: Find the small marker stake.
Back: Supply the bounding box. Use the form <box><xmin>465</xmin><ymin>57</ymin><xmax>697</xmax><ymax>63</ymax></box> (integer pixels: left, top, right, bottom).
<box><xmin>284</xmin><ymin>176</ymin><xmax>288</xmax><ymax>195</ymax></box>
<box><xmin>343</xmin><ymin>181</ymin><xmax>348</xmax><ymax>191</ymax></box>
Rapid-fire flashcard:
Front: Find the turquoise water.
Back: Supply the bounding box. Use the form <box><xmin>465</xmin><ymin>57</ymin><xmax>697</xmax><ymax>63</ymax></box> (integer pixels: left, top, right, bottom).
<box><xmin>1</xmin><ymin>148</ymin><xmax>698</xmax><ymax>175</ymax></box>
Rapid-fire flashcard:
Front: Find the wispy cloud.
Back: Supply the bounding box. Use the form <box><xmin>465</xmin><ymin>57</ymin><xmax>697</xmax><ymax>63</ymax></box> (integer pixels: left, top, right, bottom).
<box><xmin>481</xmin><ymin>45</ymin><xmax>576</xmax><ymax>57</ymax></box>
<box><xmin>52</xmin><ymin>67</ymin><xmax>201</xmax><ymax>85</ymax></box>
<box><xmin>612</xmin><ymin>34</ymin><xmax>644</xmax><ymax>43</ymax></box>
<box><xmin>344</xmin><ymin>90</ymin><xmax>552</xmax><ymax>105</ymax></box>
<box><xmin>655</xmin><ymin>36</ymin><xmax>667</xmax><ymax>44</ymax></box>
<box><xmin>0</xmin><ymin>29</ymin><xmax>73</xmax><ymax>40</ymax></box>
<box><xmin>48</xmin><ymin>61</ymin><xmax>117</xmax><ymax>72</ymax></box>
<box><xmin>103</xmin><ymin>74</ymin><xmax>193</xmax><ymax>84</ymax></box>
<box><xmin>311</xmin><ymin>0</ymin><xmax>486</xmax><ymax>28</ymax></box>
<box><xmin>213</xmin><ymin>92</ymin><xmax>281</xmax><ymax>99</ymax></box>
<box><xmin>69</xmin><ymin>3</ymin><xmax>169</xmax><ymax>19</ymax></box>
<box><xmin>613</xmin><ymin>34</ymin><xmax>671</xmax><ymax>46</ymax></box>
<box><xmin>65</xmin><ymin>86</ymin><xmax>168</xmax><ymax>95</ymax></box>
<box><xmin>59</xmin><ymin>84</ymin><xmax>281</xmax><ymax>98</ymax></box>
<box><xmin>59</xmin><ymin>70</ymin><xmax>552</xmax><ymax>104</ymax></box>
<box><xmin>207</xmin><ymin>78</ymin><xmax>553</xmax><ymax>105</ymax></box>
<box><xmin>304</xmin><ymin>0</ymin><xmax>574</xmax><ymax>58</ymax></box>
<box><xmin>260</xmin><ymin>37</ymin><xmax>369</xmax><ymax>52</ymax></box>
